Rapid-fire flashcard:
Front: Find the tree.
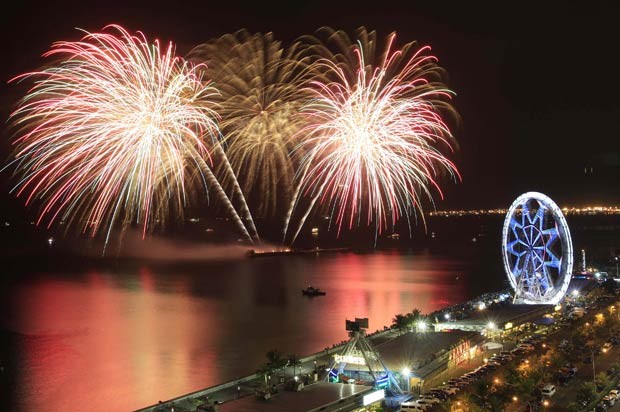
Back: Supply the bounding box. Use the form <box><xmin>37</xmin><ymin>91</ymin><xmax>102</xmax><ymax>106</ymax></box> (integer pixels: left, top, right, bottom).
<box><xmin>256</xmin><ymin>365</ymin><xmax>271</xmax><ymax>387</ymax></box>
<box><xmin>407</xmin><ymin>308</ymin><xmax>421</xmax><ymax>327</ymax></box>
<box><xmin>571</xmin><ymin>331</ymin><xmax>587</xmax><ymax>348</ymax></box>
<box><xmin>287</xmin><ymin>354</ymin><xmax>302</xmax><ymax>377</ymax></box>
<box><xmin>595</xmin><ymin>371</ymin><xmax>610</xmax><ymax>391</ymax></box>
<box><xmin>576</xmin><ymin>381</ymin><xmax>597</xmax><ymax>406</ymax></box>
<box><xmin>513</xmin><ymin>375</ymin><xmax>537</xmax><ymax>406</ymax></box>
<box><xmin>488</xmin><ymin>384</ymin><xmax>511</xmax><ymax>412</ymax></box>
<box><xmin>265</xmin><ymin>349</ymin><xmax>286</xmax><ymax>371</ymax></box>
<box><xmin>468</xmin><ymin>380</ymin><xmax>493</xmax><ymax>410</ymax></box>
<box><xmin>392</xmin><ymin>314</ymin><xmax>408</xmax><ymax>334</ymax></box>
<box><xmin>503</xmin><ymin>364</ymin><xmax>521</xmax><ymax>386</ymax></box>
<box><xmin>602</xmin><ymin>278</ymin><xmax>618</xmax><ymax>295</ymax></box>
<box><xmin>547</xmin><ymin>352</ymin><xmax>567</xmax><ymax>371</ymax></box>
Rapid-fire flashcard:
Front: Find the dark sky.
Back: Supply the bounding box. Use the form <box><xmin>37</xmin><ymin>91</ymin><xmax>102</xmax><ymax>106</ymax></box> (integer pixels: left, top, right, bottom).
<box><xmin>1</xmin><ymin>0</ymin><xmax>619</xmax><ymax>214</ymax></box>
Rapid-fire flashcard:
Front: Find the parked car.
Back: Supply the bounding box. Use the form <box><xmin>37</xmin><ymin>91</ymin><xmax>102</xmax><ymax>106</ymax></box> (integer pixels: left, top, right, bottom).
<box><xmin>427</xmin><ymin>390</ymin><xmax>448</xmax><ymax>400</ymax></box>
<box><xmin>438</xmin><ymin>386</ymin><xmax>458</xmax><ymax>395</ymax></box>
<box><xmin>400</xmin><ymin>401</ymin><xmax>428</xmax><ymax>411</ymax></box>
<box><xmin>417</xmin><ymin>395</ymin><xmax>440</xmax><ymax>405</ymax></box>
<box><xmin>415</xmin><ymin>398</ymin><xmax>437</xmax><ymax>407</ymax></box>
<box><xmin>603</xmin><ymin>395</ymin><xmax>616</xmax><ymax>407</ymax></box>
<box><xmin>541</xmin><ymin>384</ymin><xmax>556</xmax><ymax>397</ymax></box>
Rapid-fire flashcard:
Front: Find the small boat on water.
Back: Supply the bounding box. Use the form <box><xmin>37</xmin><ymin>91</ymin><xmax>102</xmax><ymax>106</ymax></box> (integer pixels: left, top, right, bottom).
<box><xmin>302</xmin><ymin>286</ymin><xmax>326</xmax><ymax>296</ymax></box>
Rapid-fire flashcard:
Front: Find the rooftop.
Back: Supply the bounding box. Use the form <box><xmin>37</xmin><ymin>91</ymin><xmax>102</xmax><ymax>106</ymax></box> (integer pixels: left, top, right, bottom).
<box><xmin>218</xmin><ymin>382</ymin><xmax>373</xmax><ymax>412</ymax></box>
<box><xmin>375</xmin><ymin>330</ymin><xmax>477</xmax><ymax>375</ymax></box>
<box><xmin>434</xmin><ymin>304</ymin><xmax>552</xmax><ymax>332</ymax></box>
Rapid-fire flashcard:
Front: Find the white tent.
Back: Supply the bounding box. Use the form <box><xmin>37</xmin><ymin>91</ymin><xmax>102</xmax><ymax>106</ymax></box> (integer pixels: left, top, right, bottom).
<box><xmin>482</xmin><ymin>342</ymin><xmax>503</xmax><ymax>350</ymax></box>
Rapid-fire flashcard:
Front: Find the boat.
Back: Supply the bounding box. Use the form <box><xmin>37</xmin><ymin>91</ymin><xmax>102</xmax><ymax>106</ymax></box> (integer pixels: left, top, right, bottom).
<box><xmin>302</xmin><ymin>286</ymin><xmax>326</xmax><ymax>296</ymax></box>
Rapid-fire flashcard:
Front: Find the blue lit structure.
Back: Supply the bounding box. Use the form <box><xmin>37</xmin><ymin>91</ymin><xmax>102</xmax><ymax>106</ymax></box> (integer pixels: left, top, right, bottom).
<box><xmin>325</xmin><ymin>318</ymin><xmax>402</xmax><ymax>393</ymax></box>
<box><xmin>502</xmin><ymin>192</ymin><xmax>573</xmax><ymax>304</ymax></box>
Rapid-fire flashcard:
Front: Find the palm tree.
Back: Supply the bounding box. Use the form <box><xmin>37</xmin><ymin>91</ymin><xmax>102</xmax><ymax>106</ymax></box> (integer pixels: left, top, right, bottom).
<box><xmin>266</xmin><ymin>349</ymin><xmax>286</xmax><ymax>370</ymax></box>
<box><xmin>287</xmin><ymin>354</ymin><xmax>302</xmax><ymax>377</ymax></box>
<box><xmin>489</xmin><ymin>384</ymin><xmax>511</xmax><ymax>412</ymax></box>
<box><xmin>392</xmin><ymin>314</ymin><xmax>408</xmax><ymax>335</ymax></box>
<box><xmin>468</xmin><ymin>380</ymin><xmax>493</xmax><ymax>410</ymax></box>
<box><xmin>503</xmin><ymin>364</ymin><xmax>521</xmax><ymax>387</ymax></box>
<box><xmin>256</xmin><ymin>365</ymin><xmax>271</xmax><ymax>387</ymax></box>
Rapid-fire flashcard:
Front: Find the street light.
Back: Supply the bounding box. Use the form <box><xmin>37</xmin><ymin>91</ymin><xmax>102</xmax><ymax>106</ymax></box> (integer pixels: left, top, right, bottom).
<box><xmin>417</xmin><ymin>321</ymin><xmax>428</xmax><ymax>332</ymax></box>
<box><xmin>571</xmin><ymin>289</ymin><xmax>579</xmax><ymax>298</ymax></box>
<box><xmin>402</xmin><ymin>367</ymin><xmax>411</xmax><ymax>392</ymax></box>
<box><xmin>590</xmin><ymin>347</ymin><xmax>597</xmax><ymax>386</ymax></box>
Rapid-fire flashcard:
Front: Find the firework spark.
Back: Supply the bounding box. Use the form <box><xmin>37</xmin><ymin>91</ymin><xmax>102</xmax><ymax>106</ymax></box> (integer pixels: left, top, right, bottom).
<box><xmin>285</xmin><ymin>27</ymin><xmax>460</xmax><ymax>243</ymax></box>
<box><xmin>187</xmin><ymin>30</ymin><xmax>314</xmax><ymax>218</ymax></box>
<box><xmin>7</xmin><ymin>25</ymin><xmax>253</xmax><ymax>247</ymax></box>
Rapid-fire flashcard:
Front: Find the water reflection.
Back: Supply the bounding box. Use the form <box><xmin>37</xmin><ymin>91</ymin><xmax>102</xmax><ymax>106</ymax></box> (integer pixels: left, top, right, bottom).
<box><xmin>8</xmin><ymin>250</ymin><xmax>491</xmax><ymax>411</ymax></box>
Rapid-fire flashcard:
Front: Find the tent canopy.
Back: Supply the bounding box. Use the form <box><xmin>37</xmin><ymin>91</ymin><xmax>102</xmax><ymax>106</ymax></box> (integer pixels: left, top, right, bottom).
<box><xmin>483</xmin><ymin>342</ymin><xmax>503</xmax><ymax>350</ymax></box>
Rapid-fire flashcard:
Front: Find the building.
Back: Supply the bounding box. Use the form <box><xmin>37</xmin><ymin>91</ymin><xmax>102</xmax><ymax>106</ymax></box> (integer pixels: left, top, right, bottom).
<box><xmin>215</xmin><ymin>383</ymin><xmax>383</xmax><ymax>412</ymax></box>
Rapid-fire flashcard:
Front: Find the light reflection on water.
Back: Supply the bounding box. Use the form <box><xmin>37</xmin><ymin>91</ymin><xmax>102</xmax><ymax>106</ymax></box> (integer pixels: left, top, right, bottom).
<box><xmin>7</xmin><ymin>250</ymin><xmax>497</xmax><ymax>411</ymax></box>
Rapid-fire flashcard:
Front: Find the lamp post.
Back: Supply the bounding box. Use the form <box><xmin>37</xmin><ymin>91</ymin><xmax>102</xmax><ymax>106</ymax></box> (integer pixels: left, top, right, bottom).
<box><xmin>591</xmin><ymin>347</ymin><xmax>596</xmax><ymax>386</ymax></box>
<box><xmin>402</xmin><ymin>367</ymin><xmax>411</xmax><ymax>393</ymax></box>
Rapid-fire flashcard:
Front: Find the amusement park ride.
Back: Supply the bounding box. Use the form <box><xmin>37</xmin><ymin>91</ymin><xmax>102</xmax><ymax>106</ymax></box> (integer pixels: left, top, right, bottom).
<box><xmin>325</xmin><ymin>318</ymin><xmax>402</xmax><ymax>393</ymax></box>
<box><xmin>502</xmin><ymin>192</ymin><xmax>574</xmax><ymax>305</ymax></box>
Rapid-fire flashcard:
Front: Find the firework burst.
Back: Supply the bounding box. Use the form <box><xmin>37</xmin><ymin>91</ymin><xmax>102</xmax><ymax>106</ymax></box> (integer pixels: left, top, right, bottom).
<box><xmin>285</xmin><ymin>27</ymin><xmax>460</xmax><ymax>243</ymax></box>
<box><xmin>187</xmin><ymin>30</ymin><xmax>314</xmax><ymax>218</ymax></box>
<box><xmin>6</xmin><ymin>25</ymin><xmax>250</xmax><ymax>247</ymax></box>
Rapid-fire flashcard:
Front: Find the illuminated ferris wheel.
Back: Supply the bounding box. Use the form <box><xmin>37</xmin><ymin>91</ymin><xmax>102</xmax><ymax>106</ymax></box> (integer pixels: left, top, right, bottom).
<box><xmin>502</xmin><ymin>192</ymin><xmax>573</xmax><ymax>305</ymax></box>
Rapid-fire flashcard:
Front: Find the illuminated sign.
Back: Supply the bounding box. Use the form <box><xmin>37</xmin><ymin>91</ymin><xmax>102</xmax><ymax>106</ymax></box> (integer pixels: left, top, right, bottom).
<box><xmin>362</xmin><ymin>389</ymin><xmax>385</xmax><ymax>406</ymax></box>
<box><xmin>334</xmin><ymin>349</ymin><xmax>376</xmax><ymax>365</ymax></box>
<box><xmin>449</xmin><ymin>340</ymin><xmax>471</xmax><ymax>367</ymax></box>
<box><xmin>334</xmin><ymin>354</ymin><xmax>366</xmax><ymax>365</ymax></box>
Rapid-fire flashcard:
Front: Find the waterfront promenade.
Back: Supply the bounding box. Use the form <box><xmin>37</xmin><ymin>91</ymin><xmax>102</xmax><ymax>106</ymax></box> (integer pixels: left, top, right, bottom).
<box><xmin>135</xmin><ymin>288</ymin><xmax>542</xmax><ymax>412</ymax></box>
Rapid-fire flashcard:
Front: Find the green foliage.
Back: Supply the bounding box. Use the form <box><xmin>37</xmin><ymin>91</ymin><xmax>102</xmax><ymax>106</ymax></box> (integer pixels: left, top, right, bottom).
<box><xmin>265</xmin><ymin>349</ymin><xmax>287</xmax><ymax>371</ymax></box>
<box><xmin>392</xmin><ymin>313</ymin><xmax>408</xmax><ymax>333</ymax></box>
<box><xmin>595</xmin><ymin>371</ymin><xmax>610</xmax><ymax>391</ymax></box>
<box><xmin>571</xmin><ymin>331</ymin><xmax>587</xmax><ymax>348</ymax></box>
<box><xmin>287</xmin><ymin>354</ymin><xmax>302</xmax><ymax>376</ymax></box>
<box><xmin>602</xmin><ymin>278</ymin><xmax>619</xmax><ymax>294</ymax></box>
<box><xmin>567</xmin><ymin>401</ymin><xmax>584</xmax><ymax>412</ymax></box>
<box><xmin>547</xmin><ymin>352</ymin><xmax>567</xmax><ymax>370</ymax></box>
<box><xmin>576</xmin><ymin>381</ymin><xmax>597</xmax><ymax>405</ymax></box>
<box><xmin>467</xmin><ymin>380</ymin><xmax>493</xmax><ymax>409</ymax></box>
<box><xmin>503</xmin><ymin>364</ymin><xmax>521</xmax><ymax>386</ymax></box>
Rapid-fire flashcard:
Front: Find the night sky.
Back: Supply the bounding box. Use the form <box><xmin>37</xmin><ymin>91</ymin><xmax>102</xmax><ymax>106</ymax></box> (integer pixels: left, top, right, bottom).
<box><xmin>1</xmin><ymin>0</ymin><xmax>619</xmax><ymax>216</ymax></box>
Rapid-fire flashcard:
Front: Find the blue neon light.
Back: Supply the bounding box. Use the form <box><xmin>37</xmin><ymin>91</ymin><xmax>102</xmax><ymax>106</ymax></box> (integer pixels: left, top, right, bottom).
<box><xmin>507</xmin><ymin>202</ymin><xmax>560</xmax><ymax>297</ymax></box>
